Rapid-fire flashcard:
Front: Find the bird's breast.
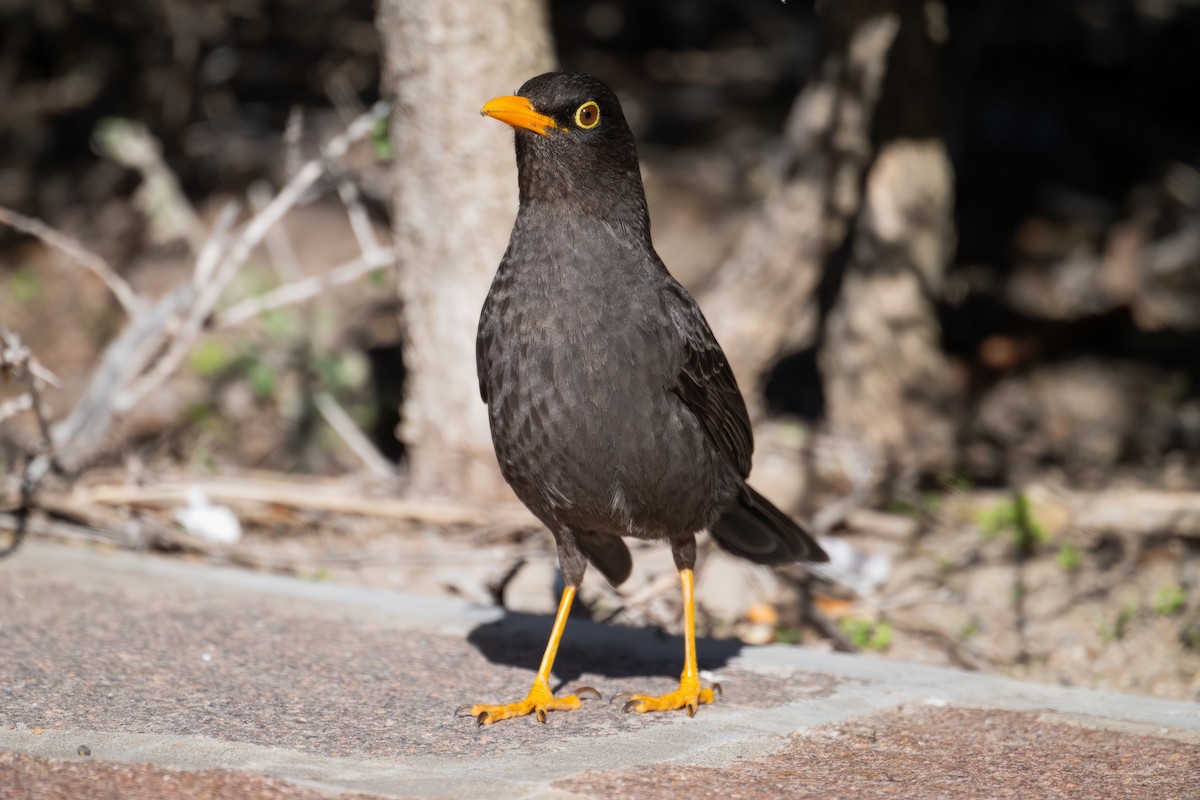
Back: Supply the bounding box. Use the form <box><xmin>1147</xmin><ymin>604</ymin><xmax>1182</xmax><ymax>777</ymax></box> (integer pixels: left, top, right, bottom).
<box><xmin>480</xmin><ymin>225</ymin><xmax>717</xmax><ymax>536</ymax></box>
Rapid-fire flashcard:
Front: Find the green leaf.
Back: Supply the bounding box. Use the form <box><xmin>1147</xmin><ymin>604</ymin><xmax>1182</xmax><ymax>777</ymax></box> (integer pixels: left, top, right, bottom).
<box><xmin>262</xmin><ymin>309</ymin><xmax>297</xmax><ymax>341</ymax></box>
<box><xmin>1097</xmin><ymin>603</ymin><xmax>1138</xmax><ymax>644</ymax></box>
<box><xmin>190</xmin><ymin>341</ymin><xmax>230</xmax><ymax>377</ymax></box>
<box><xmin>1056</xmin><ymin>544</ymin><xmax>1082</xmax><ymax>572</ymax></box>
<box><xmin>773</xmin><ymin>628</ymin><xmax>802</xmax><ymax>645</ymax></box>
<box><xmin>1154</xmin><ymin>585</ymin><xmax>1186</xmax><ymax>617</ymax></box>
<box><xmin>10</xmin><ymin>266</ymin><xmax>41</xmax><ymax>303</ymax></box>
<box><xmin>371</xmin><ymin>117</ymin><xmax>394</xmax><ymax>160</ymax></box>
<box><xmin>247</xmin><ymin>359</ymin><xmax>276</xmax><ymax>398</ymax></box>
<box><xmin>839</xmin><ymin>617</ymin><xmax>892</xmax><ymax>651</ymax></box>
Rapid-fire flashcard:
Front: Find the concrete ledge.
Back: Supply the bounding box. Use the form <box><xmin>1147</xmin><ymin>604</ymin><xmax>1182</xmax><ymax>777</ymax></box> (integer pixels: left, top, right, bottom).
<box><xmin>2</xmin><ymin>542</ymin><xmax>1197</xmax><ymax>798</ymax></box>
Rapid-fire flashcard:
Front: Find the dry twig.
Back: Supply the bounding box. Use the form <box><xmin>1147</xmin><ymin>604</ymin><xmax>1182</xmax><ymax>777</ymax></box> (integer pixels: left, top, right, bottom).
<box><xmin>215</xmin><ymin>248</ymin><xmax>394</xmax><ymax>329</ymax></box>
<box><xmin>73</xmin><ymin>475</ymin><xmax>536</xmax><ymax>528</ymax></box>
<box><xmin>0</xmin><ymin>206</ymin><xmax>143</xmax><ymax>315</ymax></box>
<box><xmin>313</xmin><ymin>392</ymin><xmax>396</xmax><ymax>477</ymax></box>
<box><xmin>93</xmin><ymin>118</ymin><xmax>207</xmax><ymax>251</ymax></box>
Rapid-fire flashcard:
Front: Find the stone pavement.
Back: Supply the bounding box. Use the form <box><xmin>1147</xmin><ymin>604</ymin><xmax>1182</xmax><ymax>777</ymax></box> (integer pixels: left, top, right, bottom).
<box><xmin>1</xmin><ymin>541</ymin><xmax>1197</xmax><ymax>799</ymax></box>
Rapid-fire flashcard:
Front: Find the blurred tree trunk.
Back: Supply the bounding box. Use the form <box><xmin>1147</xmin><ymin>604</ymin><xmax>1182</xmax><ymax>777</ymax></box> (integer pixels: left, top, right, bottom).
<box><xmin>700</xmin><ymin>1</ymin><xmax>957</xmax><ymax>503</ymax></box>
<box><xmin>819</xmin><ymin>1</ymin><xmax>958</xmax><ymax>492</ymax></box>
<box><xmin>376</xmin><ymin>0</ymin><xmax>554</xmax><ymax>500</ymax></box>
<box><xmin>700</xmin><ymin>1</ymin><xmax>902</xmax><ymax>400</ymax></box>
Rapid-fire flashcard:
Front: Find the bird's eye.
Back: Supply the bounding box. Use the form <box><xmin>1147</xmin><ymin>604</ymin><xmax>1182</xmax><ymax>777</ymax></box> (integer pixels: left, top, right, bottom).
<box><xmin>574</xmin><ymin>101</ymin><xmax>600</xmax><ymax>130</ymax></box>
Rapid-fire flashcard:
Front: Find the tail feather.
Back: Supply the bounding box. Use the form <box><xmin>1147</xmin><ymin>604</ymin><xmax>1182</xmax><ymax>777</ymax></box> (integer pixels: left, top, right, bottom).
<box><xmin>710</xmin><ymin>486</ymin><xmax>829</xmax><ymax>565</ymax></box>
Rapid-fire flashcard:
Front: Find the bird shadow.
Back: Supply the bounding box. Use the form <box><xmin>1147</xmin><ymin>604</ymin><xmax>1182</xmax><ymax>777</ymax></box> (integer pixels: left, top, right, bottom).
<box><xmin>465</xmin><ymin>610</ymin><xmax>744</xmax><ymax>689</ymax></box>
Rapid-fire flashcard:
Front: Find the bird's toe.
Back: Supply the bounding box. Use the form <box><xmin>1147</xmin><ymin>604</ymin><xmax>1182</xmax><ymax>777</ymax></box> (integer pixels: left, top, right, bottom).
<box><xmin>612</xmin><ymin>677</ymin><xmax>717</xmax><ymax>717</ymax></box>
<box><xmin>457</xmin><ymin>682</ymin><xmax>597</xmax><ymax>726</ymax></box>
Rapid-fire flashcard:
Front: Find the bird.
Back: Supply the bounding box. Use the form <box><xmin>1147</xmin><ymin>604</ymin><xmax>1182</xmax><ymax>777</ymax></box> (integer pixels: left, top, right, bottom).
<box><xmin>461</xmin><ymin>71</ymin><xmax>829</xmax><ymax>726</ymax></box>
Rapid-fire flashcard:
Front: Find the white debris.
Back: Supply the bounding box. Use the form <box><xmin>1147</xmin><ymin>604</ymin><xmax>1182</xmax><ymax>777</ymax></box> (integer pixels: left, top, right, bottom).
<box><xmin>173</xmin><ymin>487</ymin><xmax>242</xmax><ymax>544</ymax></box>
<box><xmin>808</xmin><ymin>537</ymin><xmax>892</xmax><ymax>596</ymax></box>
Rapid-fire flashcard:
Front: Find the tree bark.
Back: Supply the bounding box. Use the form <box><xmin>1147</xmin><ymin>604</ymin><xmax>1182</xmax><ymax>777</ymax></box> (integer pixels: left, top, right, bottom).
<box><xmin>376</xmin><ymin>0</ymin><xmax>554</xmax><ymax>500</ymax></box>
<box><xmin>819</xmin><ymin>1</ymin><xmax>958</xmax><ymax>490</ymax></box>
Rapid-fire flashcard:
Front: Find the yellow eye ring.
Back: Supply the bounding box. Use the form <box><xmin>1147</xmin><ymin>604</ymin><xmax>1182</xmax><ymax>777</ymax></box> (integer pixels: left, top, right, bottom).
<box><xmin>574</xmin><ymin>101</ymin><xmax>600</xmax><ymax>129</ymax></box>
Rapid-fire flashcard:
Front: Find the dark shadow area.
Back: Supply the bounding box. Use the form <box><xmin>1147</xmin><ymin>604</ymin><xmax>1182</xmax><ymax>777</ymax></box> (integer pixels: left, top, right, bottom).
<box><xmin>465</xmin><ymin>610</ymin><xmax>744</xmax><ymax>690</ymax></box>
<box><xmin>365</xmin><ymin>340</ymin><xmax>406</xmax><ymax>463</ymax></box>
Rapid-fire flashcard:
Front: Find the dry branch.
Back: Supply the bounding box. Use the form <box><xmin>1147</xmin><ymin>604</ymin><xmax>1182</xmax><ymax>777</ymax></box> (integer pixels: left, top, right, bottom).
<box><xmin>73</xmin><ymin>476</ymin><xmax>537</xmax><ymax>528</ymax></box>
<box><xmin>16</xmin><ymin>102</ymin><xmax>391</xmax><ymax>494</ymax></box>
<box><xmin>111</xmin><ymin>202</ymin><xmax>240</xmax><ymax>415</ymax></box>
<box><xmin>0</xmin><ymin>328</ymin><xmax>58</xmax><ymax>455</ymax></box>
<box><xmin>94</xmin><ymin>118</ymin><xmax>208</xmax><ymax>251</ymax></box>
<box><xmin>313</xmin><ymin>392</ymin><xmax>397</xmax><ymax>477</ymax></box>
<box><xmin>0</xmin><ymin>393</ymin><xmax>32</xmax><ymax>425</ymax></box>
<box><xmin>0</xmin><ymin>206</ymin><xmax>143</xmax><ymax>314</ymax></box>
<box><xmin>245</xmin><ymin>178</ymin><xmax>396</xmax><ymax>477</ymax></box>
<box><xmin>215</xmin><ymin>248</ymin><xmax>394</xmax><ymax>329</ymax></box>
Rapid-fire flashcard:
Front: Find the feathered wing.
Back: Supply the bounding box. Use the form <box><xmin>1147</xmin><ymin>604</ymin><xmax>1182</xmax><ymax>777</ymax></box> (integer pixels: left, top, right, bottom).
<box><xmin>661</xmin><ymin>280</ymin><xmax>828</xmax><ymax>565</ymax></box>
<box><xmin>476</xmin><ymin>288</ymin><xmax>497</xmax><ymax>404</ymax></box>
<box><xmin>660</xmin><ymin>281</ymin><xmax>753</xmax><ymax>480</ymax></box>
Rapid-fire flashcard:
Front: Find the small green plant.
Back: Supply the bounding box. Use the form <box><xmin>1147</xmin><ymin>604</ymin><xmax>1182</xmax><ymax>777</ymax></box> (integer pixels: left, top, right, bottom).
<box><xmin>888</xmin><ymin>493</ymin><xmax>943</xmax><ymax>518</ymax></box>
<box><xmin>9</xmin><ymin>266</ymin><xmax>41</xmax><ymax>302</ymax></box>
<box><xmin>190</xmin><ymin>340</ymin><xmax>231</xmax><ymax>377</ymax></box>
<box><xmin>1056</xmin><ymin>544</ymin><xmax>1082</xmax><ymax>572</ymax></box>
<box><xmin>1096</xmin><ymin>603</ymin><xmax>1138</xmax><ymax>644</ymax></box>
<box><xmin>1181</xmin><ymin>625</ymin><xmax>1200</xmax><ymax>651</ymax></box>
<box><xmin>186</xmin><ymin>402</ymin><xmax>217</xmax><ymax>425</ymax></box>
<box><xmin>960</xmin><ymin>618</ymin><xmax>980</xmax><ymax>640</ymax></box>
<box><xmin>245</xmin><ymin>357</ymin><xmax>277</xmax><ymax>399</ymax></box>
<box><xmin>1154</xmin><ymin>584</ymin><xmax>1186</xmax><ymax>617</ymax></box>
<box><xmin>773</xmin><ymin>627</ymin><xmax>803</xmax><ymax>645</ymax></box>
<box><xmin>297</xmin><ymin>567</ymin><xmax>332</xmax><ymax>582</ymax></box>
<box><xmin>261</xmin><ymin>309</ymin><xmax>298</xmax><ymax>341</ymax></box>
<box><xmin>840</xmin><ymin>618</ymin><xmax>893</xmax><ymax>651</ymax></box>
<box><xmin>371</xmin><ymin>117</ymin><xmax>394</xmax><ymax>160</ymax></box>
<box><xmin>978</xmin><ymin>492</ymin><xmax>1048</xmax><ymax>551</ymax></box>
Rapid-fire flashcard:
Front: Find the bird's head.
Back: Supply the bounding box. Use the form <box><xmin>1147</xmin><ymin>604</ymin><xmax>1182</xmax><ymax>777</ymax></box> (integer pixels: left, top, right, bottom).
<box><xmin>481</xmin><ymin>71</ymin><xmax>647</xmax><ymax>224</ymax></box>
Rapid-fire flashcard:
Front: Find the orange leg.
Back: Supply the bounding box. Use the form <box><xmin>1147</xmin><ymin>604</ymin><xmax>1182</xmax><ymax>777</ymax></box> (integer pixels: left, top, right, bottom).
<box><xmin>614</xmin><ymin>568</ymin><xmax>721</xmax><ymax>717</ymax></box>
<box><xmin>456</xmin><ymin>585</ymin><xmax>600</xmax><ymax>725</ymax></box>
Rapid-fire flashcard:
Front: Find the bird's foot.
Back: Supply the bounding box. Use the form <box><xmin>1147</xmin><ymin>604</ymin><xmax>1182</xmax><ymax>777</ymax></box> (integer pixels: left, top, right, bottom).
<box><xmin>613</xmin><ymin>676</ymin><xmax>721</xmax><ymax>718</ymax></box>
<box><xmin>455</xmin><ymin>681</ymin><xmax>601</xmax><ymax>726</ymax></box>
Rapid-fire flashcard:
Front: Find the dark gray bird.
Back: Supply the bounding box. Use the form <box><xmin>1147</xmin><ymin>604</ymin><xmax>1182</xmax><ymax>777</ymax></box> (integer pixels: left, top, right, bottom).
<box><xmin>460</xmin><ymin>71</ymin><xmax>828</xmax><ymax>727</ymax></box>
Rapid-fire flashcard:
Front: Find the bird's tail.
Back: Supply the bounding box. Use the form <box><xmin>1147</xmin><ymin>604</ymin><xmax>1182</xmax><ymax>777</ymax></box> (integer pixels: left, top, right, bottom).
<box><xmin>710</xmin><ymin>486</ymin><xmax>829</xmax><ymax>565</ymax></box>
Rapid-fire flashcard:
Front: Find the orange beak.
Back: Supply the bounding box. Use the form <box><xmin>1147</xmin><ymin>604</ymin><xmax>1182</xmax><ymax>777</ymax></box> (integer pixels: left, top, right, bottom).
<box><xmin>480</xmin><ymin>95</ymin><xmax>561</xmax><ymax>137</ymax></box>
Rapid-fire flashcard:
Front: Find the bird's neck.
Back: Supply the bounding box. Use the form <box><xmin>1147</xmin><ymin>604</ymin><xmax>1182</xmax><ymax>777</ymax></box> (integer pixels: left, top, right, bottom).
<box><xmin>515</xmin><ymin>163</ymin><xmax>651</xmax><ymax>243</ymax></box>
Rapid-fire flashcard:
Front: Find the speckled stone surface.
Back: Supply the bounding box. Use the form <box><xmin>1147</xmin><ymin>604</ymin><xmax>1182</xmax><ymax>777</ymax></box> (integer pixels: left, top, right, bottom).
<box><xmin>2</xmin><ymin>541</ymin><xmax>1198</xmax><ymax>799</ymax></box>
<box><xmin>558</xmin><ymin>706</ymin><xmax>1200</xmax><ymax>800</ymax></box>
<box><xmin>0</xmin><ymin>751</ymin><xmax>388</xmax><ymax>800</ymax></box>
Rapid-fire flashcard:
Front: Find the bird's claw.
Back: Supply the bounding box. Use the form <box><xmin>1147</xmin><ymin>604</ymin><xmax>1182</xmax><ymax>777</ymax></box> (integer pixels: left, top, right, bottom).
<box><xmin>453</xmin><ymin>705</ymin><xmax>492</xmax><ymax>727</ymax></box>
<box><xmin>576</xmin><ymin>685</ymin><xmax>602</xmax><ymax>701</ymax></box>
